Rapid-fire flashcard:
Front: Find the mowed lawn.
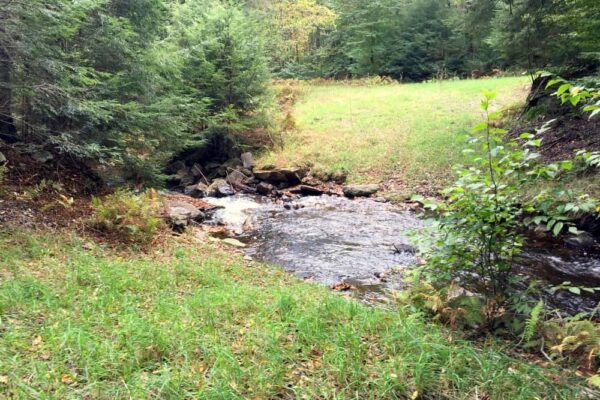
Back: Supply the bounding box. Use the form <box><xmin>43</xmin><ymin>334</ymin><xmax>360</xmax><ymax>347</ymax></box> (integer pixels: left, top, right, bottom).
<box><xmin>264</xmin><ymin>77</ymin><xmax>529</xmax><ymax>194</ymax></box>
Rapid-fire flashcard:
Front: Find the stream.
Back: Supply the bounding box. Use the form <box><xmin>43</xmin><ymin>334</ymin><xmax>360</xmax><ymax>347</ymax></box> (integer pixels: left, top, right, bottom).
<box><xmin>205</xmin><ymin>194</ymin><xmax>600</xmax><ymax>312</ymax></box>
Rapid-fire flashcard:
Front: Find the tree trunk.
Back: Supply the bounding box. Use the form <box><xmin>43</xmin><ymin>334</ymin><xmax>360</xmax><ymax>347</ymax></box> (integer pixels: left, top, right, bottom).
<box><xmin>0</xmin><ymin>45</ymin><xmax>17</xmax><ymax>143</ymax></box>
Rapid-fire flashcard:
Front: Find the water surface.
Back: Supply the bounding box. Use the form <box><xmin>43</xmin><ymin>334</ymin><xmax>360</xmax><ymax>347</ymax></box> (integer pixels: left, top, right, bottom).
<box><xmin>207</xmin><ymin>195</ymin><xmax>424</xmax><ymax>294</ymax></box>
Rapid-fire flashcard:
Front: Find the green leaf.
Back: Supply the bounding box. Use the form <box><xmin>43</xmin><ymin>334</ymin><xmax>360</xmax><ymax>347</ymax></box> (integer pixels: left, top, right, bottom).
<box><xmin>569</xmin><ymin>95</ymin><xmax>581</xmax><ymax>106</ymax></box>
<box><xmin>472</xmin><ymin>122</ymin><xmax>488</xmax><ymax>132</ymax></box>
<box><xmin>568</xmin><ymin>287</ymin><xmax>581</xmax><ymax>295</ymax></box>
<box><xmin>559</xmin><ymin>160</ymin><xmax>573</xmax><ymax>171</ymax></box>
<box><xmin>545</xmin><ymin>78</ymin><xmax>563</xmax><ymax>88</ymax></box>
<box><xmin>526</xmin><ymin>139</ymin><xmax>542</xmax><ymax>147</ymax></box>
<box><xmin>556</xmin><ymin>83</ymin><xmax>571</xmax><ymax>95</ymax></box>
<box><xmin>553</xmin><ymin>222</ymin><xmax>564</xmax><ymax>236</ymax></box>
<box><xmin>519</xmin><ymin>133</ymin><xmax>534</xmax><ymax>140</ymax></box>
<box><xmin>587</xmin><ymin>375</ymin><xmax>600</xmax><ymax>389</ymax></box>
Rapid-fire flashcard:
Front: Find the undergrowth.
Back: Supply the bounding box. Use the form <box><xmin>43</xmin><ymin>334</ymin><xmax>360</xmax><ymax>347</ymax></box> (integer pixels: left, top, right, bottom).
<box><xmin>407</xmin><ymin>80</ymin><xmax>600</xmax><ymax>386</ymax></box>
<box><xmin>90</xmin><ymin>189</ymin><xmax>164</xmax><ymax>246</ymax></box>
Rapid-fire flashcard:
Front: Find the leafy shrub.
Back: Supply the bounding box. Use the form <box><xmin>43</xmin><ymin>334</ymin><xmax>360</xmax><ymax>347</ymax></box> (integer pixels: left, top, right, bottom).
<box><xmin>545</xmin><ymin>74</ymin><xmax>600</xmax><ymax>117</ymax></box>
<box><xmin>90</xmin><ymin>189</ymin><xmax>164</xmax><ymax>245</ymax></box>
<box><xmin>413</xmin><ymin>90</ymin><xmax>599</xmax><ymax>328</ymax></box>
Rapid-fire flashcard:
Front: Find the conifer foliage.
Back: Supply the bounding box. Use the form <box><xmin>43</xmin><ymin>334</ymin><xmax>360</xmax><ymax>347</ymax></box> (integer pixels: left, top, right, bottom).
<box><xmin>0</xmin><ymin>0</ymin><xmax>269</xmax><ymax>184</ymax></box>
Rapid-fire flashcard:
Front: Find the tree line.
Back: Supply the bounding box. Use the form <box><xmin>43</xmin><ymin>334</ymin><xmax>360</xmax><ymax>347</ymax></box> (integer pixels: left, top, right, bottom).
<box><xmin>254</xmin><ymin>0</ymin><xmax>600</xmax><ymax>81</ymax></box>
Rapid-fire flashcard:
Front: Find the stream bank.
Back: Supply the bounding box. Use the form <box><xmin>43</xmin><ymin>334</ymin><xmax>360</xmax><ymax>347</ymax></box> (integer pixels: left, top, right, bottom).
<box><xmin>168</xmin><ymin>189</ymin><xmax>600</xmax><ymax>314</ymax></box>
<box><xmin>164</xmin><ymin>147</ymin><xmax>600</xmax><ymax>313</ymax></box>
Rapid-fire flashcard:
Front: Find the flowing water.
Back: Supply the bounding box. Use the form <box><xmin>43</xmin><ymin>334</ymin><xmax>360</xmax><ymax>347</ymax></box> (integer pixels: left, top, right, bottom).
<box><xmin>205</xmin><ymin>194</ymin><xmax>600</xmax><ymax>311</ymax></box>
<box><xmin>206</xmin><ymin>195</ymin><xmax>424</xmax><ymax>299</ymax></box>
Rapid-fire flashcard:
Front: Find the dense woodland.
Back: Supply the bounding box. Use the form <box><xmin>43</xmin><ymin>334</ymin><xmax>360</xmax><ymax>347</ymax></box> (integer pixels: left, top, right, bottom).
<box><xmin>1</xmin><ymin>0</ymin><xmax>599</xmax><ymax>185</ymax></box>
<box><xmin>258</xmin><ymin>0</ymin><xmax>600</xmax><ymax>80</ymax></box>
<box><xmin>0</xmin><ymin>0</ymin><xmax>269</xmax><ymax>185</ymax></box>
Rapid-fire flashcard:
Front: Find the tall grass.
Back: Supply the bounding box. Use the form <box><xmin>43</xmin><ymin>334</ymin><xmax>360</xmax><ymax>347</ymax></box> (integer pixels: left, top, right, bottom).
<box><xmin>0</xmin><ymin>229</ymin><xmax>587</xmax><ymax>399</ymax></box>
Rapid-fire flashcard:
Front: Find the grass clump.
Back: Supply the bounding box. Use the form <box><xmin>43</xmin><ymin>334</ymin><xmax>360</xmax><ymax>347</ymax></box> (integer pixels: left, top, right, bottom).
<box><xmin>0</xmin><ymin>229</ymin><xmax>590</xmax><ymax>399</ymax></box>
<box><xmin>90</xmin><ymin>189</ymin><xmax>164</xmax><ymax>245</ymax></box>
<box><xmin>0</xmin><ymin>164</ymin><xmax>7</xmax><ymax>197</ymax></box>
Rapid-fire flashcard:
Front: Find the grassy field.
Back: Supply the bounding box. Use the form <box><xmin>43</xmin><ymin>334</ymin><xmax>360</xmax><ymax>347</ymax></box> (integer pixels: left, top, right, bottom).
<box><xmin>0</xmin><ymin>229</ymin><xmax>588</xmax><ymax>399</ymax></box>
<box><xmin>262</xmin><ymin>77</ymin><xmax>529</xmax><ymax>195</ymax></box>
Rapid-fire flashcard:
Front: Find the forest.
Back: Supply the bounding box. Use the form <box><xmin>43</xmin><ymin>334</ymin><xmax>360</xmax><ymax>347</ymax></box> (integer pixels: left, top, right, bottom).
<box><xmin>2</xmin><ymin>0</ymin><xmax>599</xmax><ymax>180</ymax></box>
<box><xmin>1</xmin><ymin>0</ymin><xmax>600</xmax><ymax>398</ymax></box>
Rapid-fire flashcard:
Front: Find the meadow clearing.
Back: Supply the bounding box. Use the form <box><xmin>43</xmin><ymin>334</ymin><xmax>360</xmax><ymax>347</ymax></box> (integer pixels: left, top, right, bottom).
<box><xmin>262</xmin><ymin>77</ymin><xmax>530</xmax><ymax>196</ymax></box>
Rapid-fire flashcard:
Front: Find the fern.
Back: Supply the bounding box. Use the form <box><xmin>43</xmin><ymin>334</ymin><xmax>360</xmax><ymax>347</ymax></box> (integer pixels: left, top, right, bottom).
<box><xmin>523</xmin><ymin>300</ymin><xmax>545</xmax><ymax>343</ymax></box>
<box><xmin>90</xmin><ymin>189</ymin><xmax>164</xmax><ymax>245</ymax></box>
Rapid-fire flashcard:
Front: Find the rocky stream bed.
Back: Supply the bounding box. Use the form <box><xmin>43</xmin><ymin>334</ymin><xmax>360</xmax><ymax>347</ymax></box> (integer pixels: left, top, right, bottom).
<box><xmin>164</xmin><ymin>152</ymin><xmax>600</xmax><ymax>314</ymax></box>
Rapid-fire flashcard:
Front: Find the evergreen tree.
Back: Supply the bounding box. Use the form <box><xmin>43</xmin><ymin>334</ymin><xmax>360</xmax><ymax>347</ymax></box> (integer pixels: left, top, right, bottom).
<box><xmin>0</xmin><ymin>0</ymin><xmax>270</xmax><ymax>185</ymax></box>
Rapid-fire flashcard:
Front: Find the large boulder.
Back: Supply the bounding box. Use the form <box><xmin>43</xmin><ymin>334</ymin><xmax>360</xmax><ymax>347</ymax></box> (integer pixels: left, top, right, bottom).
<box><xmin>184</xmin><ymin>182</ymin><xmax>208</xmax><ymax>198</ymax></box>
<box><xmin>175</xmin><ymin>168</ymin><xmax>196</xmax><ymax>187</ymax></box>
<box><xmin>206</xmin><ymin>178</ymin><xmax>235</xmax><ymax>197</ymax></box>
<box><xmin>254</xmin><ymin>167</ymin><xmax>306</xmax><ymax>186</ymax></box>
<box><xmin>256</xmin><ymin>182</ymin><xmax>276</xmax><ymax>196</ymax></box>
<box><xmin>254</xmin><ymin>169</ymin><xmax>287</xmax><ymax>182</ymax></box>
<box><xmin>301</xmin><ymin>176</ymin><xmax>321</xmax><ymax>186</ymax></box>
<box><xmin>240</xmin><ymin>168</ymin><xmax>254</xmax><ymax>178</ymax></box>
<box><xmin>166</xmin><ymin>201</ymin><xmax>204</xmax><ymax>230</ymax></box>
<box><xmin>290</xmin><ymin>185</ymin><xmax>324</xmax><ymax>196</ymax></box>
<box><xmin>343</xmin><ymin>184</ymin><xmax>380</xmax><ymax>198</ymax></box>
<box><xmin>0</xmin><ymin>151</ymin><xmax>6</xmax><ymax>165</ymax></box>
<box><xmin>226</xmin><ymin>169</ymin><xmax>247</xmax><ymax>187</ymax></box>
<box><xmin>241</xmin><ymin>152</ymin><xmax>256</xmax><ymax>169</ymax></box>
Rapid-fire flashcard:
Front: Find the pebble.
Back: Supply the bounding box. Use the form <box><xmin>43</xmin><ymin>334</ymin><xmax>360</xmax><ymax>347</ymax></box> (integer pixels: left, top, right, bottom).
<box><xmin>221</xmin><ymin>238</ymin><xmax>247</xmax><ymax>248</ymax></box>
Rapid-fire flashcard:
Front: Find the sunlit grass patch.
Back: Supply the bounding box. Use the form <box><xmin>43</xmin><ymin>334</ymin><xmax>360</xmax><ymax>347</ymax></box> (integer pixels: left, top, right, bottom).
<box><xmin>263</xmin><ymin>77</ymin><xmax>530</xmax><ymax>195</ymax></box>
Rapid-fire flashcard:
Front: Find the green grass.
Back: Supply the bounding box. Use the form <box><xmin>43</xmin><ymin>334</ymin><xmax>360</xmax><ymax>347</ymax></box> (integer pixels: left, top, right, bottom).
<box><xmin>263</xmin><ymin>77</ymin><xmax>529</xmax><ymax>195</ymax></box>
<box><xmin>0</xmin><ymin>229</ymin><xmax>588</xmax><ymax>399</ymax></box>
